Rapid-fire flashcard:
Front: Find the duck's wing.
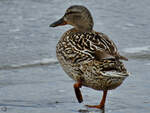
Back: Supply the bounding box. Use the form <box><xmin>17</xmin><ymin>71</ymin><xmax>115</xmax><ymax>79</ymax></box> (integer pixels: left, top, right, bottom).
<box><xmin>58</xmin><ymin>29</ymin><xmax>127</xmax><ymax>64</ymax></box>
<box><xmin>80</xmin><ymin>31</ymin><xmax>128</xmax><ymax>61</ymax></box>
<box><xmin>97</xmin><ymin>32</ymin><xmax>128</xmax><ymax>61</ymax></box>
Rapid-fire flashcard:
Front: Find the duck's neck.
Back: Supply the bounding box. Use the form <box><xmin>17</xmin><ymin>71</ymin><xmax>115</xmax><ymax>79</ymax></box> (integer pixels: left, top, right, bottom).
<box><xmin>75</xmin><ymin>25</ymin><xmax>93</xmax><ymax>32</ymax></box>
<box><xmin>75</xmin><ymin>15</ymin><xmax>94</xmax><ymax>32</ymax></box>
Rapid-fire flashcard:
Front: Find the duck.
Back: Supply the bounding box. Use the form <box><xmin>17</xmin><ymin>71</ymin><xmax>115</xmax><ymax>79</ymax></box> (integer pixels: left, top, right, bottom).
<box><xmin>50</xmin><ymin>5</ymin><xmax>129</xmax><ymax>109</ymax></box>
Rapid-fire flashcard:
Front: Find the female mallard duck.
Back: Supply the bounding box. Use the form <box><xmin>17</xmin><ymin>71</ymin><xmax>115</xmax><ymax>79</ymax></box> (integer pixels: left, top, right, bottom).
<box><xmin>50</xmin><ymin>5</ymin><xmax>129</xmax><ymax>109</ymax></box>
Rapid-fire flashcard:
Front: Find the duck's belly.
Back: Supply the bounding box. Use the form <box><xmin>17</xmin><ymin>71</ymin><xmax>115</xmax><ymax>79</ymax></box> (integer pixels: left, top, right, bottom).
<box><xmin>56</xmin><ymin>53</ymin><xmax>125</xmax><ymax>91</ymax></box>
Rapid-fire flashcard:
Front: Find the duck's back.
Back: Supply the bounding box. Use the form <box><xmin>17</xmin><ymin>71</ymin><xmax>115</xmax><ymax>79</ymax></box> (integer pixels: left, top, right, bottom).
<box><xmin>56</xmin><ymin>28</ymin><xmax>128</xmax><ymax>90</ymax></box>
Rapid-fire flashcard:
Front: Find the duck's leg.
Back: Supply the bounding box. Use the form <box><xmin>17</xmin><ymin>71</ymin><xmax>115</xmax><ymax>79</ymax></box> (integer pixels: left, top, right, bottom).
<box><xmin>86</xmin><ymin>90</ymin><xmax>107</xmax><ymax>109</ymax></box>
<box><xmin>73</xmin><ymin>82</ymin><xmax>83</xmax><ymax>103</ymax></box>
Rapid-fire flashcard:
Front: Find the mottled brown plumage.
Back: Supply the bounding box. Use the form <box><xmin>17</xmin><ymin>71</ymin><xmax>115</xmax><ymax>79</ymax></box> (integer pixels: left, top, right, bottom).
<box><xmin>50</xmin><ymin>5</ymin><xmax>129</xmax><ymax>109</ymax></box>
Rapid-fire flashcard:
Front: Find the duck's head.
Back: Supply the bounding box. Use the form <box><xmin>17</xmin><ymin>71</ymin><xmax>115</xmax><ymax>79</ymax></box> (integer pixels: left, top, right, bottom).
<box><xmin>50</xmin><ymin>5</ymin><xmax>94</xmax><ymax>32</ymax></box>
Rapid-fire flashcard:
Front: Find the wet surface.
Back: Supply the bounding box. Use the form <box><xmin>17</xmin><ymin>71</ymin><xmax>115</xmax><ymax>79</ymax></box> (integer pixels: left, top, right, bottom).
<box><xmin>0</xmin><ymin>0</ymin><xmax>150</xmax><ymax>112</ymax></box>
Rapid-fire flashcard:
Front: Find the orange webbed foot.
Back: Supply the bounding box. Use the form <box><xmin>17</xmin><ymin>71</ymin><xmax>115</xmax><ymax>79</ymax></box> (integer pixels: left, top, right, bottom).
<box><xmin>85</xmin><ymin>104</ymin><xmax>104</xmax><ymax>109</ymax></box>
<box><xmin>85</xmin><ymin>90</ymin><xmax>107</xmax><ymax>109</ymax></box>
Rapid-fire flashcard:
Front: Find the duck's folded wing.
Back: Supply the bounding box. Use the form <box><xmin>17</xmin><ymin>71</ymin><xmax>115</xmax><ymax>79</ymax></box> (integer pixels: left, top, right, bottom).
<box><xmin>80</xmin><ymin>32</ymin><xmax>128</xmax><ymax>61</ymax></box>
<box><xmin>59</xmin><ymin>30</ymin><xmax>127</xmax><ymax>64</ymax></box>
<box><xmin>92</xmin><ymin>32</ymin><xmax>127</xmax><ymax>60</ymax></box>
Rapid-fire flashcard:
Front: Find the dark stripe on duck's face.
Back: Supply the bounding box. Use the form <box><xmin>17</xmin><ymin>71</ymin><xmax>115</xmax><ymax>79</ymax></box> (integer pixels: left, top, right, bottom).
<box><xmin>65</xmin><ymin>11</ymin><xmax>80</xmax><ymax>15</ymax></box>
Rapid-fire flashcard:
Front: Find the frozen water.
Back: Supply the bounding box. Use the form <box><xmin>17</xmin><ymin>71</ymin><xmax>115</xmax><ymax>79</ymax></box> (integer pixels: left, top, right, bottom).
<box><xmin>0</xmin><ymin>0</ymin><xmax>150</xmax><ymax>113</ymax></box>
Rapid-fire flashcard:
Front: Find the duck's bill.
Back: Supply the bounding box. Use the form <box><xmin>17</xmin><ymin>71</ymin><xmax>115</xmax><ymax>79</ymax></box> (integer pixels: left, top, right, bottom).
<box><xmin>49</xmin><ymin>18</ymin><xmax>67</xmax><ymax>27</ymax></box>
